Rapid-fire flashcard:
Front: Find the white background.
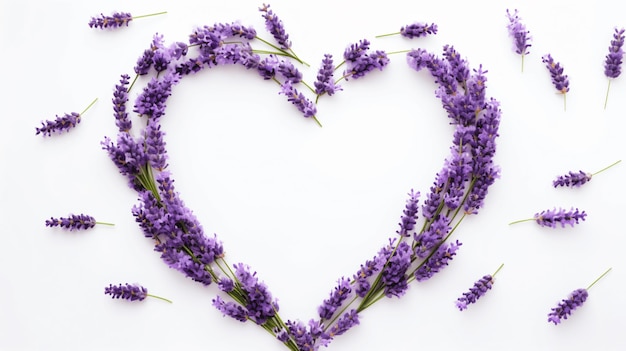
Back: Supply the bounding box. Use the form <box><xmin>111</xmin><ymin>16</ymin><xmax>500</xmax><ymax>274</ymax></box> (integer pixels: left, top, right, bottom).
<box><xmin>1</xmin><ymin>0</ymin><xmax>624</xmax><ymax>350</ymax></box>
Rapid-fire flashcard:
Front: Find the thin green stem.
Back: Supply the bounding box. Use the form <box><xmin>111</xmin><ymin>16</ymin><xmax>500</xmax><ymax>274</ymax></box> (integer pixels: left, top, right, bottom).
<box><xmin>586</xmin><ymin>267</ymin><xmax>612</xmax><ymax>290</ymax></box>
<box><xmin>80</xmin><ymin>98</ymin><xmax>98</xmax><ymax>115</ymax></box>
<box><xmin>563</xmin><ymin>93</ymin><xmax>567</xmax><ymax>112</ymax></box>
<box><xmin>604</xmin><ymin>79</ymin><xmax>611</xmax><ymax>109</ymax></box>
<box><xmin>128</xmin><ymin>74</ymin><xmax>139</xmax><ymax>93</ymax></box>
<box><xmin>593</xmin><ymin>160</ymin><xmax>621</xmax><ymax>176</ymax></box>
<box><xmin>95</xmin><ymin>221</ymin><xmax>115</xmax><ymax>226</ymax></box>
<box><xmin>375</xmin><ymin>32</ymin><xmax>401</xmax><ymax>38</ymax></box>
<box><xmin>386</xmin><ymin>49</ymin><xmax>411</xmax><ymax>56</ymax></box>
<box><xmin>147</xmin><ymin>293</ymin><xmax>173</xmax><ymax>303</ymax></box>
<box><xmin>492</xmin><ymin>263</ymin><xmax>505</xmax><ymax>277</ymax></box>
<box><xmin>508</xmin><ymin>218</ymin><xmax>535</xmax><ymax>226</ymax></box>
<box><xmin>521</xmin><ymin>54</ymin><xmax>525</xmax><ymax>73</ymax></box>
<box><xmin>132</xmin><ymin>11</ymin><xmax>168</xmax><ymax>20</ymax></box>
<box><xmin>253</xmin><ymin>36</ymin><xmax>308</xmax><ymax>66</ymax></box>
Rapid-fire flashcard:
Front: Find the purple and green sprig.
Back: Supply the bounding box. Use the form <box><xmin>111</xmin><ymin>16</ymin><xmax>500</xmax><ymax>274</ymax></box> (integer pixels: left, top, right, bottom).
<box><xmin>35</xmin><ymin>98</ymin><xmax>98</xmax><ymax>137</ymax></box>
<box><xmin>603</xmin><ymin>27</ymin><xmax>625</xmax><ymax>109</ymax></box>
<box><xmin>509</xmin><ymin>207</ymin><xmax>587</xmax><ymax>228</ymax></box>
<box><xmin>105</xmin><ymin>283</ymin><xmax>172</xmax><ymax>303</ymax></box>
<box><xmin>505</xmin><ymin>9</ymin><xmax>531</xmax><ymax>72</ymax></box>
<box><xmin>542</xmin><ymin>54</ymin><xmax>570</xmax><ymax>111</ymax></box>
<box><xmin>547</xmin><ymin>267</ymin><xmax>611</xmax><ymax>325</ymax></box>
<box><xmin>552</xmin><ymin>160</ymin><xmax>621</xmax><ymax>188</ymax></box>
<box><xmin>455</xmin><ymin>263</ymin><xmax>504</xmax><ymax>311</ymax></box>
<box><xmin>45</xmin><ymin>213</ymin><xmax>114</xmax><ymax>231</ymax></box>
<box><xmin>88</xmin><ymin>11</ymin><xmax>167</xmax><ymax>30</ymax></box>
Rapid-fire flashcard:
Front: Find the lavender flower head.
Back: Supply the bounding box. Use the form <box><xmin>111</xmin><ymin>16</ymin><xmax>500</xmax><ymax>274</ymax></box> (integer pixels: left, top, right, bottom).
<box><xmin>35</xmin><ymin>112</ymin><xmax>80</xmax><ymax>137</ymax></box>
<box><xmin>542</xmin><ymin>54</ymin><xmax>570</xmax><ymax>110</ymax></box>
<box><xmin>547</xmin><ymin>288</ymin><xmax>588</xmax><ymax>325</ymax></box>
<box><xmin>400</xmin><ymin>23</ymin><xmax>438</xmax><ymax>39</ymax></box>
<box><xmin>45</xmin><ymin>214</ymin><xmax>96</xmax><ymax>231</ymax></box>
<box><xmin>259</xmin><ymin>4</ymin><xmax>291</xmax><ymax>49</ymax></box>
<box><xmin>314</xmin><ymin>54</ymin><xmax>342</xmax><ymax>96</ymax></box>
<box><xmin>104</xmin><ymin>283</ymin><xmax>148</xmax><ymax>301</ymax></box>
<box><xmin>604</xmin><ymin>27</ymin><xmax>625</xmax><ymax>79</ymax></box>
<box><xmin>415</xmin><ymin>240</ymin><xmax>462</xmax><ymax>282</ymax></box>
<box><xmin>553</xmin><ymin>170</ymin><xmax>592</xmax><ymax>188</ymax></box>
<box><xmin>506</xmin><ymin>9</ymin><xmax>531</xmax><ymax>71</ymax></box>
<box><xmin>342</xmin><ymin>40</ymin><xmax>389</xmax><ymax>80</ymax></box>
<box><xmin>279</xmin><ymin>82</ymin><xmax>317</xmax><ymax>118</ymax></box>
<box><xmin>455</xmin><ymin>267</ymin><xmax>502</xmax><ymax>311</ymax></box>
<box><xmin>89</xmin><ymin>12</ymin><xmax>132</xmax><ymax>29</ymax></box>
<box><xmin>318</xmin><ymin>277</ymin><xmax>352</xmax><ymax>320</ymax></box>
<box><xmin>397</xmin><ymin>189</ymin><xmax>420</xmax><ymax>237</ymax></box>
<box><xmin>534</xmin><ymin>207</ymin><xmax>587</xmax><ymax>228</ymax></box>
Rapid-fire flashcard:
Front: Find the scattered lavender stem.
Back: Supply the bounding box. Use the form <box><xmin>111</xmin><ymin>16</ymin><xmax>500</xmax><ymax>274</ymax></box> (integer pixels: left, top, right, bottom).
<box><xmin>553</xmin><ymin>160</ymin><xmax>621</xmax><ymax>188</ymax></box>
<box><xmin>505</xmin><ymin>9</ymin><xmax>531</xmax><ymax>72</ymax></box>
<box><xmin>604</xmin><ymin>28</ymin><xmax>625</xmax><ymax>109</ymax></box>
<box><xmin>547</xmin><ymin>268</ymin><xmax>611</xmax><ymax>325</ymax></box>
<box><xmin>35</xmin><ymin>98</ymin><xmax>98</xmax><ymax>137</ymax></box>
<box><xmin>88</xmin><ymin>11</ymin><xmax>167</xmax><ymax>30</ymax></box>
<box><xmin>455</xmin><ymin>263</ymin><xmax>503</xmax><ymax>311</ymax></box>
<box><xmin>542</xmin><ymin>54</ymin><xmax>569</xmax><ymax>111</ymax></box>
<box><xmin>45</xmin><ymin>214</ymin><xmax>114</xmax><ymax>231</ymax></box>
<box><xmin>105</xmin><ymin>283</ymin><xmax>172</xmax><ymax>303</ymax></box>
<box><xmin>376</xmin><ymin>23</ymin><xmax>438</xmax><ymax>39</ymax></box>
<box><xmin>509</xmin><ymin>207</ymin><xmax>587</xmax><ymax>228</ymax></box>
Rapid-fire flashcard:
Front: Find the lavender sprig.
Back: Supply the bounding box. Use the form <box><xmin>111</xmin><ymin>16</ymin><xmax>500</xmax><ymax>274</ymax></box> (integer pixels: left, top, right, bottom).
<box><xmin>505</xmin><ymin>9</ymin><xmax>531</xmax><ymax>72</ymax></box>
<box><xmin>257</xmin><ymin>4</ymin><xmax>307</xmax><ymax>66</ymax></box>
<box><xmin>279</xmin><ymin>81</ymin><xmax>320</xmax><ymax>126</ymax></box>
<box><xmin>104</xmin><ymin>283</ymin><xmax>172</xmax><ymax>303</ymax></box>
<box><xmin>376</xmin><ymin>22</ymin><xmax>438</xmax><ymax>39</ymax></box>
<box><xmin>552</xmin><ymin>160</ymin><xmax>621</xmax><ymax>188</ymax></box>
<box><xmin>509</xmin><ymin>207</ymin><xmax>587</xmax><ymax>228</ymax></box>
<box><xmin>88</xmin><ymin>11</ymin><xmax>167</xmax><ymax>30</ymax></box>
<box><xmin>455</xmin><ymin>264</ymin><xmax>503</xmax><ymax>311</ymax></box>
<box><xmin>604</xmin><ymin>27</ymin><xmax>625</xmax><ymax>109</ymax></box>
<box><xmin>35</xmin><ymin>98</ymin><xmax>98</xmax><ymax>137</ymax></box>
<box><xmin>45</xmin><ymin>214</ymin><xmax>114</xmax><ymax>231</ymax></box>
<box><xmin>547</xmin><ymin>268</ymin><xmax>611</xmax><ymax>325</ymax></box>
<box><xmin>542</xmin><ymin>54</ymin><xmax>570</xmax><ymax>111</ymax></box>
<box><xmin>314</xmin><ymin>54</ymin><xmax>342</xmax><ymax>99</ymax></box>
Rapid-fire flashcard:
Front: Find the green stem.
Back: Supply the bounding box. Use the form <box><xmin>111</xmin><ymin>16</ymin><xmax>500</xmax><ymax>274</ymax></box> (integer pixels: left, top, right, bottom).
<box><xmin>586</xmin><ymin>267</ymin><xmax>612</xmax><ymax>290</ymax></box>
<box><xmin>147</xmin><ymin>293</ymin><xmax>173</xmax><ymax>303</ymax></box>
<box><xmin>386</xmin><ymin>49</ymin><xmax>411</xmax><ymax>56</ymax></box>
<box><xmin>254</xmin><ymin>36</ymin><xmax>308</xmax><ymax>66</ymax></box>
<box><xmin>492</xmin><ymin>263</ymin><xmax>505</xmax><ymax>277</ymax></box>
<box><xmin>128</xmin><ymin>74</ymin><xmax>139</xmax><ymax>93</ymax></box>
<box><xmin>375</xmin><ymin>32</ymin><xmax>401</xmax><ymax>38</ymax></box>
<box><xmin>508</xmin><ymin>218</ymin><xmax>535</xmax><ymax>226</ymax></box>
<box><xmin>80</xmin><ymin>98</ymin><xmax>98</xmax><ymax>115</ymax></box>
<box><xmin>593</xmin><ymin>160</ymin><xmax>621</xmax><ymax>176</ymax></box>
<box><xmin>604</xmin><ymin>79</ymin><xmax>611</xmax><ymax>109</ymax></box>
<box><xmin>563</xmin><ymin>93</ymin><xmax>567</xmax><ymax>112</ymax></box>
<box><xmin>521</xmin><ymin>54</ymin><xmax>525</xmax><ymax>73</ymax></box>
<box><xmin>95</xmin><ymin>221</ymin><xmax>115</xmax><ymax>226</ymax></box>
<box><xmin>132</xmin><ymin>11</ymin><xmax>168</xmax><ymax>20</ymax></box>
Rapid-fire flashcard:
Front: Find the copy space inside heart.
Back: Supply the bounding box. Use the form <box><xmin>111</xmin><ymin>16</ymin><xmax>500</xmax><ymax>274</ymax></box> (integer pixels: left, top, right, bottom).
<box><xmin>159</xmin><ymin>60</ymin><xmax>451</xmax><ymax>319</ymax></box>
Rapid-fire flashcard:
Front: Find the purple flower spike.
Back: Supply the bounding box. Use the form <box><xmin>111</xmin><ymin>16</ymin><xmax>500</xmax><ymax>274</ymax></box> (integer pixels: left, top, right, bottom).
<box><xmin>604</xmin><ymin>28</ymin><xmax>625</xmax><ymax>108</ymax></box>
<box><xmin>259</xmin><ymin>4</ymin><xmax>291</xmax><ymax>49</ymax></box>
<box><xmin>547</xmin><ymin>288</ymin><xmax>588</xmax><ymax>325</ymax></box>
<box><xmin>104</xmin><ymin>283</ymin><xmax>148</xmax><ymax>301</ymax></box>
<box><xmin>505</xmin><ymin>9</ymin><xmax>531</xmax><ymax>72</ymax></box>
<box><xmin>45</xmin><ymin>214</ymin><xmax>97</xmax><ymax>231</ymax></box>
<box><xmin>604</xmin><ymin>28</ymin><xmax>625</xmax><ymax>79</ymax></box>
<box><xmin>397</xmin><ymin>189</ymin><xmax>420</xmax><ymax>237</ymax></box>
<box><xmin>35</xmin><ymin>112</ymin><xmax>80</xmax><ymax>137</ymax></box>
<box><xmin>113</xmin><ymin>74</ymin><xmax>131</xmax><ymax>132</ymax></box>
<box><xmin>89</xmin><ymin>12</ymin><xmax>133</xmax><ymax>29</ymax></box>
<box><xmin>314</xmin><ymin>54</ymin><xmax>342</xmax><ymax>96</ymax></box>
<box><xmin>415</xmin><ymin>240</ymin><xmax>462</xmax><ymax>282</ymax></box>
<box><xmin>553</xmin><ymin>170</ymin><xmax>592</xmax><ymax>188</ymax></box>
<box><xmin>535</xmin><ymin>207</ymin><xmax>587</xmax><ymax>228</ymax></box>
<box><xmin>400</xmin><ymin>23</ymin><xmax>438</xmax><ymax>39</ymax></box>
<box><xmin>318</xmin><ymin>277</ymin><xmax>352</xmax><ymax>320</ymax></box>
<box><xmin>279</xmin><ymin>81</ymin><xmax>317</xmax><ymax>118</ymax></box>
<box><xmin>213</xmin><ymin>296</ymin><xmax>249</xmax><ymax>322</ymax></box>
<box><xmin>542</xmin><ymin>54</ymin><xmax>570</xmax><ymax>110</ymax></box>
<box><xmin>455</xmin><ymin>275</ymin><xmax>494</xmax><ymax>311</ymax></box>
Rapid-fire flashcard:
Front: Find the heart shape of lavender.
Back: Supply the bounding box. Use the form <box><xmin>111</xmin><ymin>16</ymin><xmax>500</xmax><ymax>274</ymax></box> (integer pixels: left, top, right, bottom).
<box><xmin>101</xmin><ymin>15</ymin><xmax>501</xmax><ymax>351</ymax></box>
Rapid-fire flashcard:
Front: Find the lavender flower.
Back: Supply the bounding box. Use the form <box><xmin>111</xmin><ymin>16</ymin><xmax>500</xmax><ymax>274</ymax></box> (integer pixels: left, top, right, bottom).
<box><xmin>277</xmin><ymin>60</ymin><xmax>302</xmax><ymax>83</ymax></box>
<box><xmin>509</xmin><ymin>207</ymin><xmax>587</xmax><ymax>228</ymax></box>
<box><xmin>415</xmin><ymin>240</ymin><xmax>462</xmax><ymax>282</ymax></box>
<box><xmin>414</xmin><ymin>214</ymin><xmax>450</xmax><ymax>258</ymax></box>
<box><xmin>542</xmin><ymin>54</ymin><xmax>570</xmax><ymax>111</ymax></box>
<box><xmin>327</xmin><ymin>309</ymin><xmax>359</xmax><ymax>338</ymax></box>
<box><xmin>342</xmin><ymin>40</ymin><xmax>389</xmax><ymax>80</ymax></box>
<box><xmin>318</xmin><ymin>277</ymin><xmax>352</xmax><ymax>320</ymax></box>
<box><xmin>397</xmin><ymin>189</ymin><xmax>420</xmax><ymax>237</ymax></box>
<box><xmin>258</xmin><ymin>55</ymin><xmax>280</xmax><ymax>80</ymax></box>
<box><xmin>553</xmin><ymin>160</ymin><xmax>621</xmax><ymax>188</ymax></box>
<box><xmin>548</xmin><ymin>268</ymin><xmax>611</xmax><ymax>325</ymax></box>
<box><xmin>381</xmin><ymin>241</ymin><xmax>412</xmax><ymax>297</ymax></box>
<box><xmin>455</xmin><ymin>264</ymin><xmax>503</xmax><ymax>311</ymax></box>
<box><xmin>279</xmin><ymin>82</ymin><xmax>318</xmax><ymax>122</ymax></box>
<box><xmin>45</xmin><ymin>214</ymin><xmax>113</xmax><ymax>231</ymax></box>
<box><xmin>314</xmin><ymin>54</ymin><xmax>341</xmax><ymax>96</ymax></box>
<box><xmin>505</xmin><ymin>9</ymin><xmax>531</xmax><ymax>72</ymax></box>
<box><xmin>105</xmin><ymin>283</ymin><xmax>172</xmax><ymax>303</ymax></box>
<box><xmin>604</xmin><ymin>27</ymin><xmax>625</xmax><ymax>108</ymax></box>
<box><xmin>400</xmin><ymin>23</ymin><xmax>438</xmax><ymax>39</ymax></box>
<box><xmin>213</xmin><ymin>296</ymin><xmax>248</xmax><ymax>322</ymax></box>
<box><xmin>113</xmin><ymin>74</ymin><xmax>131</xmax><ymax>132</ymax></box>
<box><xmin>35</xmin><ymin>98</ymin><xmax>98</xmax><ymax>137</ymax></box>
<box><xmin>234</xmin><ymin>263</ymin><xmax>279</xmax><ymax>325</ymax></box>
<box><xmin>88</xmin><ymin>11</ymin><xmax>167</xmax><ymax>30</ymax></box>
<box><xmin>259</xmin><ymin>4</ymin><xmax>291</xmax><ymax>49</ymax></box>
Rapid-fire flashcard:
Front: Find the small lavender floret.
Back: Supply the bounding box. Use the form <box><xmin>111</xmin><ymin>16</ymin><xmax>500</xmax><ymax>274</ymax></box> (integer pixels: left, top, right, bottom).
<box><xmin>318</xmin><ymin>277</ymin><xmax>352</xmax><ymax>320</ymax></box>
<box><xmin>113</xmin><ymin>74</ymin><xmax>131</xmax><ymax>132</ymax></box>
<box><xmin>455</xmin><ymin>275</ymin><xmax>493</xmax><ymax>311</ymax></box>
<box><xmin>35</xmin><ymin>112</ymin><xmax>80</xmax><ymax>137</ymax></box>
<box><xmin>552</xmin><ymin>170</ymin><xmax>592</xmax><ymax>188</ymax></box>
<box><xmin>259</xmin><ymin>3</ymin><xmax>291</xmax><ymax>49</ymax></box>
<box><xmin>414</xmin><ymin>214</ymin><xmax>450</xmax><ymax>258</ymax></box>
<box><xmin>213</xmin><ymin>296</ymin><xmax>249</xmax><ymax>322</ymax></box>
<box><xmin>280</xmin><ymin>82</ymin><xmax>317</xmax><ymax>118</ymax></box>
<box><xmin>45</xmin><ymin>214</ymin><xmax>96</xmax><ymax>231</ymax></box>
<box><xmin>400</xmin><ymin>23</ymin><xmax>438</xmax><ymax>39</ymax></box>
<box><xmin>89</xmin><ymin>12</ymin><xmax>133</xmax><ymax>29</ymax></box>
<box><xmin>104</xmin><ymin>283</ymin><xmax>148</xmax><ymax>301</ymax></box>
<box><xmin>542</xmin><ymin>54</ymin><xmax>569</xmax><ymax>94</ymax></box>
<box><xmin>397</xmin><ymin>189</ymin><xmax>420</xmax><ymax>237</ymax></box>
<box><xmin>277</xmin><ymin>60</ymin><xmax>302</xmax><ymax>83</ymax></box>
<box><xmin>415</xmin><ymin>240</ymin><xmax>462</xmax><ymax>282</ymax></box>
<box><xmin>381</xmin><ymin>241</ymin><xmax>412</xmax><ymax>297</ymax></box>
<box><xmin>234</xmin><ymin>263</ymin><xmax>278</xmax><ymax>325</ymax></box>
<box><xmin>604</xmin><ymin>28</ymin><xmax>625</xmax><ymax>79</ymax></box>
<box><xmin>342</xmin><ymin>43</ymin><xmax>389</xmax><ymax>80</ymax></box>
<box><xmin>314</xmin><ymin>54</ymin><xmax>342</xmax><ymax>96</ymax></box>
<box><xmin>534</xmin><ymin>207</ymin><xmax>587</xmax><ymax>228</ymax></box>
<box><xmin>547</xmin><ymin>288</ymin><xmax>588</xmax><ymax>325</ymax></box>
<box><xmin>327</xmin><ymin>309</ymin><xmax>359</xmax><ymax>338</ymax></box>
